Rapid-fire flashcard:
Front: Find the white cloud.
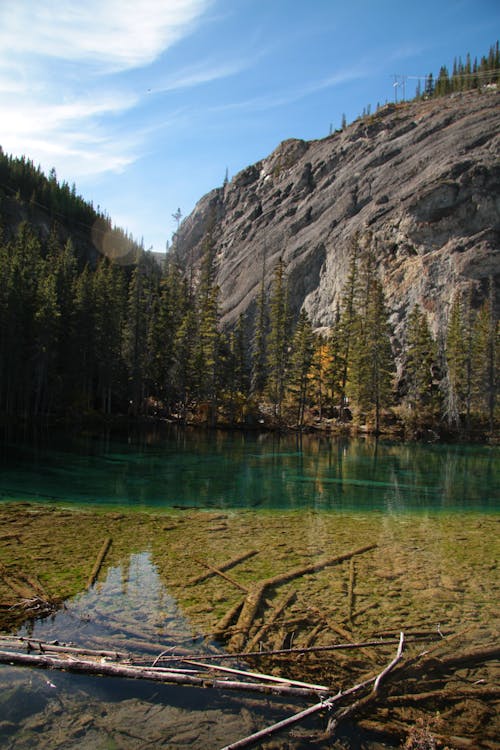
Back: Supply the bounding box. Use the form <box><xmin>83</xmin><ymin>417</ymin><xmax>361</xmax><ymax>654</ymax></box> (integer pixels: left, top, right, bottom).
<box><xmin>0</xmin><ymin>0</ymin><xmax>213</xmax><ymax>72</ymax></box>
<box><xmin>208</xmin><ymin>65</ymin><xmax>367</xmax><ymax>115</ymax></box>
<box><xmin>151</xmin><ymin>59</ymin><xmax>250</xmax><ymax>93</ymax></box>
<box><xmin>0</xmin><ymin>0</ymin><xmax>214</xmax><ymax>180</ymax></box>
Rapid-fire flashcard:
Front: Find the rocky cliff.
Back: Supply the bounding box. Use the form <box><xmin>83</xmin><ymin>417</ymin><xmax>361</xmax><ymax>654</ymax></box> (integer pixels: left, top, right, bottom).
<box><xmin>173</xmin><ymin>89</ymin><xmax>500</xmax><ymax>340</ymax></box>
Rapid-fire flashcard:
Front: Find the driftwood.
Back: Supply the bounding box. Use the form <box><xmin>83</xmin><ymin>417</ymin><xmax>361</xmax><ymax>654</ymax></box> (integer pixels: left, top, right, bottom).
<box><xmin>212</xmin><ymin>598</ymin><xmax>244</xmax><ymax>641</ymax></box>
<box><xmin>0</xmin><ymin>649</ymin><xmax>331</xmax><ymax>699</ymax></box>
<box><xmin>192</xmin><ymin>558</ymin><xmax>249</xmax><ymax>592</ymax></box>
<box><xmin>245</xmin><ymin>589</ymin><xmax>296</xmax><ymax>652</ymax></box>
<box><xmin>347</xmin><ymin>558</ymin><xmax>355</xmax><ymax>622</ymax></box>
<box><xmin>86</xmin><ymin>536</ymin><xmax>112</xmax><ymax>589</ymax></box>
<box><xmin>0</xmin><ymin>635</ymin><xmax>128</xmax><ymax>660</ymax></box>
<box><xmin>263</xmin><ymin>543</ymin><xmax>377</xmax><ymax>589</ymax></box>
<box><xmin>183</xmin><ymin>659</ymin><xmax>330</xmax><ymax>691</ymax></box>
<box><xmin>188</xmin><ymin>550</ymin><xmax>258</xmax><ymax>586</ymax></box>
<box><xmin>0</xmin><ymin>562</ymin><xmax>47</xmax><ymax>599</ymax></box>
<box><xmin>228</xmin><ymin>543</ymin><xmax>377</xmax><ymax>652</ymax></box>
<box><xmin>155</xmin><ymin>634</ymin><xmax>442</xmax><ymax>663</ymax></box>
<box><xmin>229</xmin><ymin>583</ymin><xmax>267</xmax><ymax>651</ymax></box>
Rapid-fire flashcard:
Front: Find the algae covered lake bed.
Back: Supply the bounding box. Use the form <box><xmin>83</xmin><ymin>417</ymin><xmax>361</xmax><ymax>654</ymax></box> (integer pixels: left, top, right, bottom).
<box><xmin>0</xmin><ymin>428</ymin><xmax>498</xmax><ymax>747</ymax></box>
<box><xmin>0</xmin><ymin>502</ymin><xmax>498</xmax><ymax>749</ymax></box>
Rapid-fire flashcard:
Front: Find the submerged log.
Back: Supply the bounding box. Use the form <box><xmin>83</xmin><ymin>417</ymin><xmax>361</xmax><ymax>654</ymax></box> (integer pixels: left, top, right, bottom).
<box><xmin>86</xmin><ymin>536</ymin><xmax>112</xmax><ymax>589</ymax></box>
<box><xmin>264</xmin><ymin>543</ymin><xmax>377</xmax><ymax>588</ymax></box>
<box><xmin>0</xmin><ymin>649</ymin><xmax>331</xmax><ymax>699</ymax></box>
<box><xmin>229</xmin><ymin>583</ymin><xmax>267</xmax><ymax>652</ymax></box>
<box><xmin>0</xmin><ymin>562</ymin><xmax>42</xmax><ymax>599</ymax></box>
<box><xmin>212</xmin><ymin>598</ymin><xmax>245</xmax><ymax>642</ymax></box>
<box><xmin>246</xmin><ymin>590</ymin><xmax>296</xmax><ymax>652</ymax></box>
<box><xmin>192</xmin><ymin>558</ymin><xmax>249</xmax><ymax>592</ymax></box>
<box><xmin>227</xmin><ymin>543</ymin><xmax>377</xmax><ymax>652</ymax></box>
<box><xmin>188</xmin><ymin>550</ymin><xmax>258</xmax><ymax>586</ymax></box>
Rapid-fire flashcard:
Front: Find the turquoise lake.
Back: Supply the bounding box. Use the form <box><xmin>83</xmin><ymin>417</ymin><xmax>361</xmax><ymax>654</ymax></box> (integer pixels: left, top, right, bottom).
<box><xmin>0</xmin><ymin>425</ymin><xmax>498</xmax><ymax>512</ymax></box>
<box><xmin>0</xmin><ymin>426</ymin><xmax>498</xmax><ymax>749</ymax></box>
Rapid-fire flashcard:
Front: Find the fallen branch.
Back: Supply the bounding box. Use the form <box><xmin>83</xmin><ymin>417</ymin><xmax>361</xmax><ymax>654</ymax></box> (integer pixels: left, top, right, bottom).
<box><xmin>347</xmin><ymin>558</ymin><xmax>355</xmax><ymax>622</ymax></box>
<box><xmin>220</xmin><ymin>674</ymin><xmax>377</xmax><ymax>750</ymax></box>
<box><xmin>0</xmin><ymin>649</ymin><xmax>331</xmax><ymax>699</ymax></box>
<box><xmin>373</xmin><ymin>631</ymin><xmax>405</xmax><ymax>693</ymax></box>
<box><xmin>86</xmin><ymin>536</ymin><xmax>112</xmax><ymax>589</ymax></box>
<box><xmin>246</xmin><ymin>590</ymin><xmax>296</xmax><ymax>652</ymax></box>
<box><xmin>192</xmin><ymin>558</ymin><xmax>249</xmax><ymax>593</ymax></box>
<box><xmin>183</xmin><ymin>659</ymin><xmax>330</xmax><ymax>691</ymax></box>
<box><xmin>212</xmin><ymin>598</ymin><xmax>245</xmax><ymax>641</ymax></box>
<box><xmin>325</xmin><ymin>631</ymin><xmax>405</xmax><ymax>738</ymax></box>
<box><xmin>0</xmin><ymin>636</ymin><xmax>128</xmax><ymax>661</ymax></box>
<box><xmin>386</xmin><ymin>685</ymin><xmax>500</xmax><ymax>704</ymax></box>
<box><xmin>188</xmin><ymin>551</ymin><xmax>258</xmax><ymax>586</ymax></box>
<box><xmin>228</xmin><ymin>583</ymin><xmax>267</xmax><ymax>651</ymax></box>
<box><xmin>264</xmin><ymin>543</ymin><xmax>377</xmax><ymax>589</ymax></box>
<box><xmin>155</xmin><ymin>634</ymin><xmax>442</xmax><ymax>663</ymax></box>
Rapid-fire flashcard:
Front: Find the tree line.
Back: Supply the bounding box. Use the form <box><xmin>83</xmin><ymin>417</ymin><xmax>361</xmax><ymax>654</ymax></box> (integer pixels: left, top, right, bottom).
<box><xmin>0</xmin><ymin>210</ymin><xmax>497</xmax><ymax>436</ymax></box>
<box><xmin>422</xmin><ymin>42</ymin><xmax>500</xmax><ymax>99</ymax></box>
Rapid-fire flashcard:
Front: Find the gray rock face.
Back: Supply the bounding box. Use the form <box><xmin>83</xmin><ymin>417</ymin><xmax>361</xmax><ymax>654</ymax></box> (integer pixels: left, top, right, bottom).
<box><xmin>173</xmin><ymin>90</ymin><xmax>500</xmax><ymax>340</ymax></box>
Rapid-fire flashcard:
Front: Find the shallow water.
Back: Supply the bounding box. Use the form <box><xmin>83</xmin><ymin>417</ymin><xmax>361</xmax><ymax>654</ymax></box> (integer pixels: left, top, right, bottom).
<box><xmin>0</xmin><ymin>426</ymin><xmax>498</xmax><ymax>748</ymax></box>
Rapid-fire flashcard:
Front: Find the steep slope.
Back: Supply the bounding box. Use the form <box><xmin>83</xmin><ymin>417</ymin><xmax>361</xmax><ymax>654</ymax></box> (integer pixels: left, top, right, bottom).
<box><xmin>173</xmin><ymin>89</ymin><xmax>500</xmax><ymax>340</ymax></box>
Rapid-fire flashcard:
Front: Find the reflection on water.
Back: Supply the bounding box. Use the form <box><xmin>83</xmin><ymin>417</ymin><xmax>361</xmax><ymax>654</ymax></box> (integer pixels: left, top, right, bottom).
<box><xmin>19</xmin><ymin>551</ymin><xmax>197</xmax><ymax>651</ymax></box>
<box><xmin>0</xmin><ymin>425</ymin><xmax>498</xmax><ymax>511</ymax></box>
<box><xmin>0</xmin><ymin>550</ymin><xmax>305</xmax><ymax>749</ymax></box>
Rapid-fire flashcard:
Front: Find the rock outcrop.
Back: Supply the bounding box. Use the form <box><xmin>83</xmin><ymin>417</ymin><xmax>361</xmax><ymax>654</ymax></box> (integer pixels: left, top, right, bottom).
<box><xmin>173</xmin><ymin>89</ymin><xmax>500</xmax><ymax>341</ymax></box>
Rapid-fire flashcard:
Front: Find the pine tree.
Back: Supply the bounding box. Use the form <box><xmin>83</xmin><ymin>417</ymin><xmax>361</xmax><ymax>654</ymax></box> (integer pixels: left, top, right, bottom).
<box><xmin>288</xmin><ymin>309</ymin><xmax>315</xmax><ymax>426</ymax></box>
<box><xmin>337</xmin><ymin>235</ymin><xmax>360</xmax><ymax>419</ymax></box>
<box><xmin>403</xmin><ymin>305</ymin><xmax>440</xmax><ymax>423</ymax></box>
<box><xmin>251</xmin><ymin>268</ymin><xmax>268</xmax><ymax>395</ymax></box>
<box><xmin>444</xmin><ymin>293</ymin><xmax>466</xmax><ymax>427</ymax></box>
<box><xmin>266</xmin><ymin>258</ymin><xmax>290</xmax><ymax>422</ymax></box>
<box><xmin>472</xmin><ymin>282</ymin><xmax>498</xmax><ymax>431</ymax></box>
<box><xmin>195</xmin><ymin>222</ymin><xmax>221</xmax><ymax>424</ymax></box>
<box><xmin>72</xmin><ymin>266</ymin><xmax>96</xmax><ymax>411</ymax></box>
<box><xmin>350</xmin><ymin>276</ymin><xmax>395</xmax><ymax>431</ymax></box>
<box><xmin>171</xmin><ymin>307</ymin><xmax>198</xmax><ymax>420</ymax></box>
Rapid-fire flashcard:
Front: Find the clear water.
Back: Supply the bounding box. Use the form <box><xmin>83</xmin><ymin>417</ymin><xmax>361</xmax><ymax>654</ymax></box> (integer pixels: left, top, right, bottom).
<box><xmin>0</xmin><ymin>425</ymin><xmax>498</xmax><ymax>512</ymax></box>
<box><xmin>0</xmin><ymin>426</ymin><xmax>498</xmax><ymax>749</ymax></box>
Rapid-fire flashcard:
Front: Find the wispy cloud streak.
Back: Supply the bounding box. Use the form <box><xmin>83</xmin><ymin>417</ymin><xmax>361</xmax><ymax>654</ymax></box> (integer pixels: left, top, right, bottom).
<box><xmin>0</xmin><ymin>0</ymin><xmax>214</xmax><ymax>177</ymax></box>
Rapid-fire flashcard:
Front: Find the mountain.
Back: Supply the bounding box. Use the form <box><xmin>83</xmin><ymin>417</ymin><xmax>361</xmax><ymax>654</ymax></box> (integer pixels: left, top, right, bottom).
<box><xmin>172</xmin><ymin>89</ymin><xmax>500</xmax><ymax>343</ymax></box>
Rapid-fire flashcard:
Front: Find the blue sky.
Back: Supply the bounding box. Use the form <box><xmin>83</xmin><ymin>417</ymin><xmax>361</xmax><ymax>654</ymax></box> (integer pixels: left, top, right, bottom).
<box><xmin>0</xmin><ymin>1</ymin><xmax>497</xmax><ymax>253</ymax></box>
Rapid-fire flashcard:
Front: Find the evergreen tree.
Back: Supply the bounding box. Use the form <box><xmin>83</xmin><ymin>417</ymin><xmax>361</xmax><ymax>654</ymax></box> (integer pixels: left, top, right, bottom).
<box><xmin>266</xmin><ymin>258</ymin><xmax>290</xmax><ymax>422</ymax></box>
<box><xmin>309</xmin><ymin>333</ymin><xmax>330</xmax><ymax>420</ymax></box>
<box><xmin>337</xmin><ymin>234</ymin><xmax>360</xmax><ymax>419</ymax></box>
<box><xmin>195</xmin><ymin>223</ymin><xmax>221</xmax><ymax>424</ymax></box>
<box><xmin>287</xmin><ymin>309</ymin><xmax>315</xmax><ymax>427</ymax></box>
<box><xmin>72</xmin><ymin>266</ymin><xmax>96</xmax><ymax>411</ymax></box>
<box><xmin>32</xmin><ymin>265</ymin><xmax>60</xmax><ymax>415</ymax></box>
<box><xmin>350</xmin><ymin>277</ymin><xmax>395</xmax><ymax>431</ymax></box>
<box><xmin>148</xmin><ymin>259</ymin><xmax>188</xmax><ymax>411</ymax></box>
<box><xmin>171</xmin><ymin>307</ymin><xmax>198</xmax><ymax>420</ymax></box>
<box><xmin>444</xmin><ymin>293</ymin><xmax>466</xmax><ymax>427</ymax></box>
<box><xmin>251</xmin><ymin>269</ymin><xmax>268</xmax><ymax>395</ymax></box>
<box><xmin>472</xmin><ymin>283</ymin><xmax>498</xmax><ymax>430</ymax></box>
<box><xmin>326</xmin><ymin>305</ymin><xmax>345</xmax><ymax>416</ymax></box>
<box><xmin>403</xmin><ymin>305</ymin><xmax>440</xmax><ymax>423</ymax></box>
